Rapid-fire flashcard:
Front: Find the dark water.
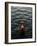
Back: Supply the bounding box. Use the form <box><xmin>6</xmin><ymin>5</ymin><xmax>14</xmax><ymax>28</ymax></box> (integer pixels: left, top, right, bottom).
<box><xmin>11</xmin><ymin>6</ymin><xmax>32</xmax><ymax>39</ymax></box>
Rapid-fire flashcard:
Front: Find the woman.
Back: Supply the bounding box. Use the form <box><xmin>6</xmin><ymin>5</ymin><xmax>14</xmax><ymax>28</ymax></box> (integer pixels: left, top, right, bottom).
<box><xmin>19</xmin><ymin>20</ymin><xmax>25</xmax><ymax>38</ymax></box>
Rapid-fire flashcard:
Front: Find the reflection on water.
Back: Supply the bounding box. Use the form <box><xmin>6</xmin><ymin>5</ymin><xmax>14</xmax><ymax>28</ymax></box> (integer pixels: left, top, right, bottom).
<box><xmin>11</xmin><ymin>6</ymin><xmax>32</xmax><ymax>39</ymax></box>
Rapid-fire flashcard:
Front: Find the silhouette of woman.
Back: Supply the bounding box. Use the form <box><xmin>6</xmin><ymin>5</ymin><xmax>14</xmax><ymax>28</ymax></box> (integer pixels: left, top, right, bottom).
<box><xmin>19</xmin><ymin>20</ymin><xmax>25</xmax><ymax>38</ymax></box>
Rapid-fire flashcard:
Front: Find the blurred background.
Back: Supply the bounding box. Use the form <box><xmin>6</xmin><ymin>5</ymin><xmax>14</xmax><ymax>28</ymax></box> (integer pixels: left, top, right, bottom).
<box><xmin>11</xmin><ymin>6</ymin><xmax>32</xmax><ymax>39</ymax></box>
